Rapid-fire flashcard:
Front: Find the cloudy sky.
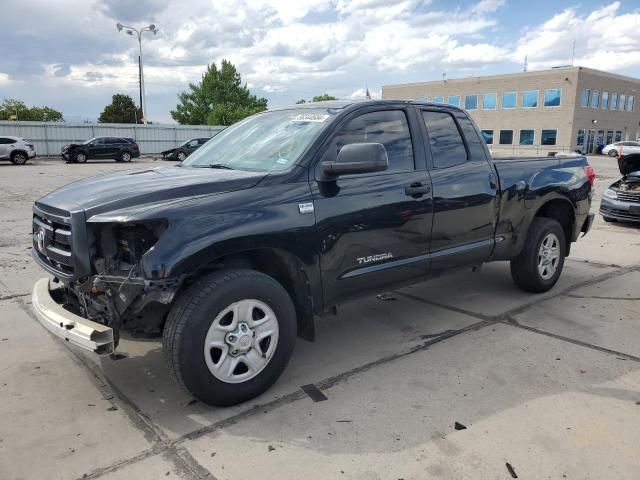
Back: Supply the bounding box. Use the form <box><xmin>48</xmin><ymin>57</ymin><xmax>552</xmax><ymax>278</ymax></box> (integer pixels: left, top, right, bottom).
<box><xmin>2</xmin><ymin>0</ymin><xmax>639</xmax><ymax>123</ymax></box>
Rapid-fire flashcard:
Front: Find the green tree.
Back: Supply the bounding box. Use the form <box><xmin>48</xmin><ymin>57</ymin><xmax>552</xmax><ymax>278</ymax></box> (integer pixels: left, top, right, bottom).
<box><xmin>29</xmin><ymin>106</ymin><xmax>64</xmax><ymax>122</ymax></box>
<box><xmin>295</xmin><ymin>99</ymin><xmax>306</xmax><ymax>104</ymax></box>
<box><xmin>98</xmin><ymin>94</ymin><xmax>142</xmax><ymax>123</ymax></box>
<box><xmin>0</xmin><ymin>98</ymin><xmax>63</xmax><ymax>121</ymax></box>
<box><xmin>312</xmin><ymin>94</ymin><xmax>337</xmax><ymax>102</ymax></box>
<box><xmin>171</xmin><ymin>60</ymin><xmax>267</xmax><ymax>126</ymax></box>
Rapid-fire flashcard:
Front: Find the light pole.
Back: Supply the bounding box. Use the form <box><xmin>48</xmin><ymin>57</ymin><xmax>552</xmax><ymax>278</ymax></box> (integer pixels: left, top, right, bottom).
<box><xmin>116</xmin><ymin>22</ymin><xmax>157</xmax><ymax>123</ymax></box>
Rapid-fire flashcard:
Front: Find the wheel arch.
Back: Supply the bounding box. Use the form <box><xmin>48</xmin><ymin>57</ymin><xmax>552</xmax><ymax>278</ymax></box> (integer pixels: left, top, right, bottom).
<box><xmin>184</xmin><ymin>247</ymin><xmax>318</xmax><ymax>341</ymax></box>
<box><xmin>531</xmin><ymin>198</ymin><xmax>575</xmax><ymax>254</ymax></box>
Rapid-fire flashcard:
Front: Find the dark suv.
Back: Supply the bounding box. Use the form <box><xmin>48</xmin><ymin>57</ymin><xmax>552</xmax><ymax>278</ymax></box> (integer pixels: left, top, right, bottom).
<box><xmin>61</xmin><ymin>137</ymin><xmax>140</xmax><ymax>163</ymax></box>
<box><xmin>161</xmin><ymin>137</ymin><xmax>210</xmax><ymax>161</ymax></box>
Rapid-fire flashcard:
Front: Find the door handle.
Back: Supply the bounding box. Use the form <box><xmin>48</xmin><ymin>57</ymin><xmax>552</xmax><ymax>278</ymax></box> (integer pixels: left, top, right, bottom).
<box><xmin>405</xmin><ymin>182</ymin><xmax>431</xmax><ymax>197</ymax></box>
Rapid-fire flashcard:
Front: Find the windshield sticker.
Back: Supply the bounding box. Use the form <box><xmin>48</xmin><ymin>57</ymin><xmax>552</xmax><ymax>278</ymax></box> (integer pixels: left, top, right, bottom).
<box><xmin>290</xmin><ymin>113</ymin><xmax>330</xmax><ymax>123</ymax></box>
<box><xmin>276</xmin><ymin>158</ymin><xmax>289</xmax><ymax>165</ymax></box>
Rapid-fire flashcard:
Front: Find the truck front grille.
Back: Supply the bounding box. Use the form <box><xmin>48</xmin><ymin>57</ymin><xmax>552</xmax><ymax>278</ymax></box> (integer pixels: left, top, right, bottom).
<box><xmin>32</xmin><ymin>206</ymin><xmax>74</xmax><ymax>277</ymax></box>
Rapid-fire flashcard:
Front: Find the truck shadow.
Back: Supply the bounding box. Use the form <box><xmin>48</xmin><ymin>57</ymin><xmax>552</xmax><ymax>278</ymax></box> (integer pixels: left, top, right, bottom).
<box><xmin>95</xmin><ymin>260</ymin><xmax>640</xmax><ymax>458</ymax></box>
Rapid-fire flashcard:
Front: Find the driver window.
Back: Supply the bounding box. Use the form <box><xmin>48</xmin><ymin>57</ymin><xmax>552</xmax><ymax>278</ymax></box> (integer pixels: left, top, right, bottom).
<box><xmin>333</xmin><ymin>110</ymin><xmax>414</xmax><ymax>173</ymax></box>
<box><xmin>188</xmin><ymin>140</ymin><xmax>199</xmax><ymax>147</ymax></box>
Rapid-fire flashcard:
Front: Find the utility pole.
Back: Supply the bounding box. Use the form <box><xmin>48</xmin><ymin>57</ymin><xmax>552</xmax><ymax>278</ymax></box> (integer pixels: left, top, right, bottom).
<box><xmin>116</xmin><ymin>22</ymin><xmax>158</xmax><ymax>123</ymax></box>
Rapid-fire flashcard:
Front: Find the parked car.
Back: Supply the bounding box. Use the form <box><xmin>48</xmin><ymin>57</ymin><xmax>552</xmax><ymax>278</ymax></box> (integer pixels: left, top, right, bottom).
<box><xmin>600</xmin><ymin>154</ymin><xmax>640</xmax><ymax>223</ymax></box>
<box><xmin>0</xmin><ymin>136</ymin><xmax>36</xmax><ymax>165</ymax></box>
<box><xmin>30</xmin><ymin>100</ymin><xmax>595</xmax><ymax>406</ymax></box>
<box><xmin>601</xmin><ymin>141</ymin><xmax>640</xmax><ymax>157</ymax></box>
<box><xmin>61</xmin><ymin>137</ymin><xmax>140</xmax><ymax>163</ymax></box>
<box><xmin>161</xmin><ymin>137</ymin><xmax>210</xmax><ymax>161</ymax></box>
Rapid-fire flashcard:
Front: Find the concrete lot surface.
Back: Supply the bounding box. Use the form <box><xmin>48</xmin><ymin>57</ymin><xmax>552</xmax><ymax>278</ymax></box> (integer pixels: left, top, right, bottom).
<box><xmin>0</xmin><ymin>155</ymin><xmax>638</xmax><ymax>479</ymax></box>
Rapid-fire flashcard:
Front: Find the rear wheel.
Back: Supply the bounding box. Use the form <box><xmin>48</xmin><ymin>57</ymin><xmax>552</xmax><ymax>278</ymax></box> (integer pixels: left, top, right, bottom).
<box><xmin>163</xmin><ymin>269</ymin><xmax>297</xmax><ymax>406</ymax></box>
<box><xmin>74</xmin><ymin>152</ymin><xmax>87</xmax><ymax>163</ymax></box>
<box><xmin>510</xmin><ymin>217</ymin><xmax>566</xmax><ymax>293</ymax></box>
<box><xmin>120</xmin><ymin>151</ymin><xmax>132</xmax><ymax>162</ymax></box>
<box><xmin>10</xmin><ymin>152</ymin><xmax>28</xmax><ymax>165</ymax></box>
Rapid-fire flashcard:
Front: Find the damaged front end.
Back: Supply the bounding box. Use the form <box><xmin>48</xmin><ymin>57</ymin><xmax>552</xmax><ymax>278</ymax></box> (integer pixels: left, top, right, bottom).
<box><xmin>44</xmin><ymin>219</ymin><xmax>181</xmax><ymax>349</ymax></box>
<box><xmin>600</xmin><ymin>154</ymin><xmax>640</xmax><ymax>222</ymax></box>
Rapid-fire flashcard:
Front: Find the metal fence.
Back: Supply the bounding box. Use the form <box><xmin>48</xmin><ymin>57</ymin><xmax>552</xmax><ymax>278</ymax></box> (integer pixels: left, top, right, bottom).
<box><xmin>0</xmin><ymin>121</ymin><xmax>225</xmax><ymax>156</ymax></box>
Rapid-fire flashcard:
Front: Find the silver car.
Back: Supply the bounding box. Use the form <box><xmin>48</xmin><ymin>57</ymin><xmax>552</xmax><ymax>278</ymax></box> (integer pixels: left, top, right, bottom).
<box><xmin>601</xmin><ymin>141</ymin><xmax>640</xmax><ymax>157</ymax></box>
<box><xmin>0</xmin><ymin>135</ymin><xmax>36</xmax><ymax>164</ymax></box>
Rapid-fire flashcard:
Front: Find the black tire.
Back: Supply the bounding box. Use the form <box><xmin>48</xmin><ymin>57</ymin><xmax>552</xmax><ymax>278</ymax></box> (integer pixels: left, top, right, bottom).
<box><xmin>163</xmin><ymin>269</ymin><xmax>297</xmax><ymax>406</ymax></box>
<box><xmin>176</xmin><ymin>151</ymin><xmax>187</xmax><ymax>161</ymax></box>
<box><xmin>608</xmin><ymin>149</ymin><xmax>619</xmax><ymax>157</ymax></box>
<box><xmin>510</xmin><ymin>217</ymin><xmax>566</xmax><ymax>293</ymax></box>
<box><xmin>120</xmin><ymin>151</ymin><xmax>132</xmax><ymax>162</ymax></box>
<box><xmin>74</xmin><ymin>151</ymin><xmax>88</xmax><ymax>163</ymax></box>
<box><xmin>10</xmin><ymin>151</ymin><xmax>28</xmax><ymax>165</ymax></box>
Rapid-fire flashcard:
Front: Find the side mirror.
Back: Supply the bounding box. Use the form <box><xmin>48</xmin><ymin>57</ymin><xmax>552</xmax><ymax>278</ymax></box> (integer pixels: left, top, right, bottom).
<box><xmin>321</xmin><ymin>143</ymin><xmax>389</xmax><ymax>180</ymax></box>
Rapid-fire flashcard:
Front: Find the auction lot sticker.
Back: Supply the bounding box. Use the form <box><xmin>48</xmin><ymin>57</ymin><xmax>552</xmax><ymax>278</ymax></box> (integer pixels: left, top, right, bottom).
<box><xmin>290</xmin><ymin>113</ymin><xmax>330</xmax><ymax>122</ymax></box>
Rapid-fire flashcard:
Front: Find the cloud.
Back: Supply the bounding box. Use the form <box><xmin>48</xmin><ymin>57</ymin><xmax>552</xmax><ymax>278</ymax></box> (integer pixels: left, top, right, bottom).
<box><xmin>3</xmin><ymin>0</ymin><xmax>640</xmax><ymax>123</ymax></box>
<box><xmin>512</xmin><ymin>2</ymin><xmax>640</xmax><ymax>70</ymax></box>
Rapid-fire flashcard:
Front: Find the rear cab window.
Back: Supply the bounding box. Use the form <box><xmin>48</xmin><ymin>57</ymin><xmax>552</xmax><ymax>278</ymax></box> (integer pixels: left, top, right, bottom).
<box><xmin>420</xmin><ymin>110</ymin><xmax>468</xmax><ymax>168</ymax></box>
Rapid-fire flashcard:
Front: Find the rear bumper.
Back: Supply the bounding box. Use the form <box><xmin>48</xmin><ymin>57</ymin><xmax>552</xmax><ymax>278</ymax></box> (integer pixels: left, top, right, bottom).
<box><xmin>31</xmin><ymin>278</ymin><xmax>115</xmax><ymax>355</ymax></box>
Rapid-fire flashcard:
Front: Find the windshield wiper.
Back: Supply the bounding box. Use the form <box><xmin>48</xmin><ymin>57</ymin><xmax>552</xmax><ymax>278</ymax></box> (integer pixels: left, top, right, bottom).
<box><xmin>193</xmin><ymin>164</ymin><xmax>234</xmax><ymax>170</ymax></box>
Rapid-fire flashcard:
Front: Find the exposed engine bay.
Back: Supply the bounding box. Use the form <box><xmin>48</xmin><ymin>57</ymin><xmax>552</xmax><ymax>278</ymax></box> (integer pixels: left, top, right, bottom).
<box><xmin>58</xmin><ymin>221</ymin><xmax>179</xmax><ymax>345</ymax></box>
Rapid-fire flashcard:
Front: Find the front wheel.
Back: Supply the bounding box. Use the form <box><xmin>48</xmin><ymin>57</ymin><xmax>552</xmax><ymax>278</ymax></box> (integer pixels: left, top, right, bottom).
<box><xmin>608</xmin><ymin>150</ymin><xmax>619</xmax><ymax>157</ymax></box>
<box><xmin>176</xmin><ymin>151</ymin><xmax>187</xmax><ymax>161</ymax></box>
<box><xmin>74</xmin><ymin>152</ymin><xmax>87</xmax><ymax>163</ymax></box>
<box><xmin>510</xmin><ymin>217</ymin><xmax>566</xmax><ymax>293</ymax></box>
<box><xmin>163</xmin><ymin>269</ymin><xmax>297</xmax><ymax>406</ymax></box>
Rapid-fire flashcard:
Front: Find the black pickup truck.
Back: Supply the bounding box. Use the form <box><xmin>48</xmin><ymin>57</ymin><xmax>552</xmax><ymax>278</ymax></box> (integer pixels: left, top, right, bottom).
<box><xmin>31</xmin><ymin>101</ymin><xmax>595</xmax><ymax>406</ymax></box>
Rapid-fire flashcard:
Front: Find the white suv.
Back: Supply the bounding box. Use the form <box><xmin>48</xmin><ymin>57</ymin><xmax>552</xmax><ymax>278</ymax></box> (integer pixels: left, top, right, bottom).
<box><xmin>0</xmin><ymin>136</ymin><xmax>36</xmax><ymax>164</ymax></box>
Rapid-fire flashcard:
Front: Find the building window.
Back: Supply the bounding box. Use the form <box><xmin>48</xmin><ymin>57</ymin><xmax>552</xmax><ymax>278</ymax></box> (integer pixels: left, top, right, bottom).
<box><xmin>541</xmin><ymin>129</ymin><xmax>557</xmax><ymax>146</ymax></box>
<box><xmin>502</xmin><ymin>92</ymin><xmax>517</xmax><ymax>109</ymax></box>
<box><xmin>432</xmin><ymin>96</ymin><xmax>444</xmax><ymax>103</ymax></box>
<box><xmin>499</xmin><ymin>129</ymin><xmax>513</xmax><ymax>144</ymax></box>
<box><xmin>482</xmin><ymin>93</ymin><xmax>497</xmax><ymax>110</ymax></box>
<box><xmin>464</xmin><ymin>95</ymin><xmax>478</xmax><ymax>110</ymax></box>
<box><xmin>519</xmin><ymin>129</ymin><xmax>535</xmax><ymax>145</ymax></box>
<box><xmin>618</xmin><ymin>94</ymin><xmax>626</xmax><ymax>111</ymax></box>
<box><xmin>606</xmin><ymin>130</ymin><xmax>613</xmax><ymax>145</ymax></box>
<box><xmin>580</xmin><ymin>89</ymin><xmax>590</xmax><ymax>107</ymax></box>
<box><xmin>610</xmin><ymin>93</ymin><xmax>618</xmax><ymax>110</ymax></box>
<box><xmin>576</xmin><ymin>129</ymin><xmax>585</xmax><ymax>146</ymax></box>
<box><xmin>522</xmin><ymin>90</ymin><xmax>538</xmax><ymax>108</ymax></box>
<box><xmin>601</xmin><ymin>92</ymin><xmax>609</xmax><ymax>110</ymax></box>
<box><xmin>627</xmin><ymin>95</ymin><xmax>634</xmax><ymax>112</ymax></box>
<box><xmin>447</xmin><ymin>95</ymin><xmax>460</xmax><ymax>107</ymax></box>
<box><xmin>481</xmin><ymin>129</ymin><xmax>494</xmax><ymax>144</ymax></box>
<box><xmin>544</xmin><ymin>89</ymin><xmax>561</xmax><ymax>107</ymax></box>
<box><xmin>615</xmin><ymin>131</ymin><xmax>622</xmax><ymax>142</ymax></box>
<box><xmin>591</xmin><ymin>90</ymin><xmax>600</xmax><ymax>109</ymax></box>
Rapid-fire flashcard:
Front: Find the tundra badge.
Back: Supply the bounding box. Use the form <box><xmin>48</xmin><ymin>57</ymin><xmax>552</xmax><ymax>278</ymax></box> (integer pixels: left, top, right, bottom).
<box><xmin>357</xmin><ymin>253</ymin><xmax>393</xmax><ymax>265</ymax></box>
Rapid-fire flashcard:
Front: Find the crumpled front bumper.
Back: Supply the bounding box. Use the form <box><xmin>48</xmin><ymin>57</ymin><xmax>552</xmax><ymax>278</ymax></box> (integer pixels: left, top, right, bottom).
<box><xmin>31</xmin><ymin>278</ymin><xmax>115</xmax><ymax>355</ymax></box>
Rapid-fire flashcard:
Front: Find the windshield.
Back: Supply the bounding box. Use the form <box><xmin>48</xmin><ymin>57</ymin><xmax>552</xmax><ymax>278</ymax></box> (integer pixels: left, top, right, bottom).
<box><xmin>183</xmin><ymin>109</ymin><xmax>336</xmax><ymax>172</ymax></box>
<box><xmin>82</xmin><ymin>137</ymin><xmax>96</xmax><ymax>145</ymax></box>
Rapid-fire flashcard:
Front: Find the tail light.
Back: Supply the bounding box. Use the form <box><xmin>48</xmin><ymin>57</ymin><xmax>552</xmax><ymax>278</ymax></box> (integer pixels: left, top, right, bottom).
<box><xmin>132</xmin><ymin>143</ymin><xmax>139</xmax><ymax>149</ymax></box>
<box><xmin>583</xmin><ymin>165</ymin><xmax>596</xmax><ymax>185</ymax></box>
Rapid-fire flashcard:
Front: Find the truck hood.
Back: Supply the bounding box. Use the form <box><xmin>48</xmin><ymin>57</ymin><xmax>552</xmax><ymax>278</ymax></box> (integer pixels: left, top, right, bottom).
<box><xmin>618</xmin><ymin>154</ymin><xmax>640</xmax><ymax>177</ymax></box>
<box><xmin>37</xmin><ymin>166</ymin><xmax>267</xmax><ymax>216</ymax></box>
